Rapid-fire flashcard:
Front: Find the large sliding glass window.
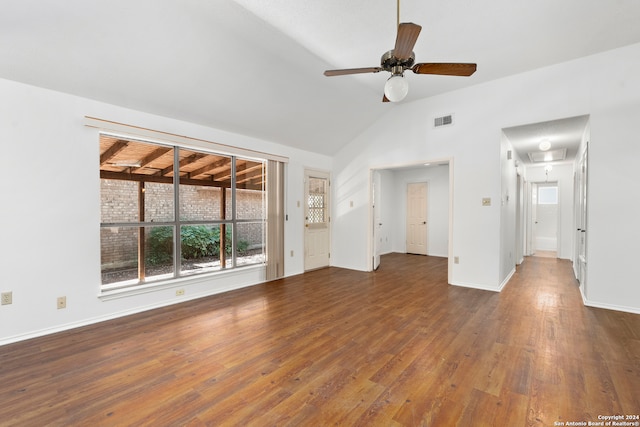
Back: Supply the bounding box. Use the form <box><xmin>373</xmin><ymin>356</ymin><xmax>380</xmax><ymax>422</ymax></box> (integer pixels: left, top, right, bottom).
<box><xmin>99</xmin><ymin>134</ymin><xmax>266</xmax><ymax>290</ymax></box>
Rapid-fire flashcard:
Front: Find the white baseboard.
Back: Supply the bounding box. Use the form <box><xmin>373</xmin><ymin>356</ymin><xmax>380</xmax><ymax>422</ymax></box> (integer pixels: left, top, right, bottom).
<box><xmin>498</xmin><ymin>268</ymin><xmax>516</xmax><ymax>291</ymax></box>
<box><xmin>0</xmin><ymin>279</ymin><xmax>262</xmax><ymax>347</ymax></box>
<box><xmin>449</xmin><ymin>281</ymin><xmax>501</xmax><ymax>293</ymax></box>
<box><xmin>449</xmin><ymin>268</ymin><xmax>514</xmax><ymax>293</ymax></box>
<box><xmin>428</xmin><ymin>252</ymin><xmax>448</xmax><ymax>258</ymax></box>
<box><xmin>581</xmin><ymin>289</ymin><xmax>640</xmax><ymax>314</ymax></box>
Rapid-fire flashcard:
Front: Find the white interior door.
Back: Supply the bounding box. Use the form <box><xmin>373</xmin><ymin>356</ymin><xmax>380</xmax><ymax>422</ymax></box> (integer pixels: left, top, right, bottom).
<box><xmin>372</xmin><ymin>171</ymin><xmax>382</xmax><ymax>270</ymax></box>
<box><xmin>406</xmin><ymin>182</ymin><xmax>428</xmax><ymax>255</ymax></box>
<box><xmin>515</xmin><ymin>173</ymin><xmax>524</xmax><ymax>264</ymax></box>
<box><xmin>304</xmin><ymin>170</ymin><xmax>330</xmax><ymax>270</ymax></box>
<box><xmin>530</xmin><ymin>182</ymin><xmax>538</xmax><ymax>255</ymax></box>
<box><xmin>534</xmin><ymin>183</ymin><xmax>558</xmax><ymax>252</ymax></box>
<box><xmin>576</xmin><ymin>145</ymin><xmax>588</xmax><ymax>288</ymax></box>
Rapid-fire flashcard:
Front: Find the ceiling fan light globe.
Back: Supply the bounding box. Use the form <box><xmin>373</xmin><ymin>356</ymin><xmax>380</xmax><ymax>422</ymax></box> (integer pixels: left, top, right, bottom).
<box><xmin>384</xmin><ymin>75</ymin><xmax>409</xmax><ymax>102</ymax></box>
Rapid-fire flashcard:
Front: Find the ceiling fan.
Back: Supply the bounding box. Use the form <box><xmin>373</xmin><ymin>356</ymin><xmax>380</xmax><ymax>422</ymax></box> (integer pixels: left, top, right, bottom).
<box><xmin>323</xmin><ymin>2</ymin><xmax>477</xmax><ymax>102</ymax></box>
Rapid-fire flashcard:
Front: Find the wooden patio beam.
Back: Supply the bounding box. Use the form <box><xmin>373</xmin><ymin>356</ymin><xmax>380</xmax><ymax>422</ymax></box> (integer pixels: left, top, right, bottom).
<box><xmin>99</xmin><ymin>140</ymin><xmax>129</xmax><ymax>165</ymax></box>
<box><xmin>99</xmin><ymin>170</ymin><xmax>263</xmax><ymax>191</ymax></box>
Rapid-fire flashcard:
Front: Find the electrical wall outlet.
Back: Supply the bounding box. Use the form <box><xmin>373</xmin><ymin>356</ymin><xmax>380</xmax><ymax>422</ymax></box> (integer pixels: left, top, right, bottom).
<box><xmin>176</xmin><ymin>289</ymin><xmax>185</xmax><ymax>296</ymax></box>
<box><xmin>1</xmin><ymin>292</ymin><xmax>12</xmax><ymax>305</ymax></box>
<box><xmin>454</xmin><ymin>256</ymin><xmax>460</xmax><ymax>264</ymax></box>
<box><xmin>57</xmin><ymin>296</ymin><xmax>67</xmax><ymax>309</ymax></box>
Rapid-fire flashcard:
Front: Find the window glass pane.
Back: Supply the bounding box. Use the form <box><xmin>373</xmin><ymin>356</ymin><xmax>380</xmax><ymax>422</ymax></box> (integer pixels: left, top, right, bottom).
<box><xmin>144</xmin><ymin>225</ymin><xmax>175</xmax><ymax>281</ymax></box>
<box><xmin>178</xmin><ymin>148</ymin><xmax>231</xmax><ymax>221</ymax></box>
<box><xmin>308</xmin><ymin>177</ymin><xmax>327</xmax><ymax>224</ymax></box>
<box><xmin>538</xmin><ymin>186</ymin><xmax>558</xmax><ymax>204</ymax></box>
<box><xmin>101</xmin><ymin>226</ymin><xmax>138</xmax><ymax>284</ymax></box>
<box><xmin>180</xmin><ymin>184</ymin><xmax>224</xmax><ymax>221</ymax></box>
<box><xmin>180</xmin><ymin>224</ymin><xmax>232</xmax><ymax>275</ymax></box>
<box><xmin>101</xmin><ymin>179</ymin><xmax>138</xmax><ymax>223</ymax></box>
<box><xmin>144</xmin><ymin>182</ymin><xmax>174</xmax><ymax>222</ymax></box>
<box><xmin>237</xmin><ymin>188</ymin><xmax>265</xmax><ymax>220</ymax></box>
<box><xmin>101</xmin><ymin>226</ymin><xmax>176</xmax><ymax>287</ymax></box>
<box><xmin>236</xmin><ymin>222</ymin><xmax>265</xmax><ymax>266</ymax></box>
<box><xmin>100</xmin><ymin>136</ymin><xmax>174</xmax><ymax>223</ymax></box>
<box><xmin>236</xmin><ymin>159</ymin><xmax>265</xmax><ymax>220</ymax></box>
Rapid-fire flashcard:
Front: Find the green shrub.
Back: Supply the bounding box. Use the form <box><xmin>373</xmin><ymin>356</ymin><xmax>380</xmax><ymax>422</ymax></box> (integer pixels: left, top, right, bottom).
<box><xmin>236</xmin><ymin>239</ymin><xmax>249</xmax><ymax>254</ymax></box>
<box><xmin>146</xmin><ymin>226</ymin><xmax>173</xmax><ymax>265</ymax></box>
<box><xmin>180</xmin><ymin>225</ymin><xmax>218</xmax><ymax>259</ymax></box>
<box><xmin>146</xmin><ymin>225</ymin><xmax>248</xmax><ymax>265</ymax></box>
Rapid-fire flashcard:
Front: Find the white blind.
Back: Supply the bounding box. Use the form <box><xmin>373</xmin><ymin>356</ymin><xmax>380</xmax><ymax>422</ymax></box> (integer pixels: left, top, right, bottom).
<box><xmin>266</xmin><ymin>160</ymin><xmax>285</xmax><ymax>281</ymax></box>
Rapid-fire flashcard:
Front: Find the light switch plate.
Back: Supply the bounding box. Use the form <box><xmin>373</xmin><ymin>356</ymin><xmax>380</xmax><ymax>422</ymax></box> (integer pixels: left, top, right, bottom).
<box><xmin>1</xmin><ymin>292</ymin><xmax>12</xmax><ymax>305</ymax></box>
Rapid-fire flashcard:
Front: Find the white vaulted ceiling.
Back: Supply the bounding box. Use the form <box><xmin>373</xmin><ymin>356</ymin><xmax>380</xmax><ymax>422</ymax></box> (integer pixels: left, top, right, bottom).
<box><xmin>1</xmin><ymin>0</ymin><xmax>639</xmax><ymax>155</ymax></box>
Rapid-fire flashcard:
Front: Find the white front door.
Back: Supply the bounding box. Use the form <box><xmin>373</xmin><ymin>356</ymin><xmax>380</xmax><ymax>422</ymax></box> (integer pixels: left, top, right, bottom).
<box><xmin>406</xmin><ymin>182</ymin><xmax>428</xmax><ymax>255</ymax></box>
<box><xmin>304</xmin><ymin>170</ymin><xmax>330</xmax><ymax>270</ymax></box>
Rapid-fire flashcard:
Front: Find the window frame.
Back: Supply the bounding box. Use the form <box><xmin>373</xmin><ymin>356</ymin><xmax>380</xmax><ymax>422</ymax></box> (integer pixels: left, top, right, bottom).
<box><xmin>99</xmin><ymin>132</ymin><xmax>267</xmax><ymax>292</ymax></box>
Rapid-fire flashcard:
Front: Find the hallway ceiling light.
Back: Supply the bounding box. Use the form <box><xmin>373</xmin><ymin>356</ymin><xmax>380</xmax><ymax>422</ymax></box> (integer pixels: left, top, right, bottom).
<box><xmin>539</xmin><ymin>140</ymin><xmax>551</xmax><ymax>151</ymax></box>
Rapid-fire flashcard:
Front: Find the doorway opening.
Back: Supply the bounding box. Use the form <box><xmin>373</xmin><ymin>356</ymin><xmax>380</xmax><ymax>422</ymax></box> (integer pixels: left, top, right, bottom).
<box><xmin>369</xmin><ymin>159</ymin><xmax>453</xmax><ymax>283</ymax></box>
<box><xmin>531</xmin><ymin>182</ymin><xmax>559</xmax><ymax>258</ymax></box>
<box><xmin>502</xmin><ymin>114</ymin><xmax>590</xmax><ymax>292</ymax></box>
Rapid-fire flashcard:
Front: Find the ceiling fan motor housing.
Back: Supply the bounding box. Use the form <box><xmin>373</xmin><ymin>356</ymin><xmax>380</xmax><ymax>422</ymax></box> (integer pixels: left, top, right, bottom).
<box><xmin>381</xmin><ymin>50</ymin><xmax>415</xmax><ymax>74</ymax></box>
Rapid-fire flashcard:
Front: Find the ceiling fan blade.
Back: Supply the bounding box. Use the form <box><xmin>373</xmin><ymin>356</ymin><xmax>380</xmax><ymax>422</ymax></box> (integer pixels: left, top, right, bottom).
<box><xmin>382</xmin><ymin>94</ymin><xmax>390</xmax><ymax>102</ymax></box>
<box><xmin>412</xmin><ymin>63</ymin><xmax>477</xmax><ymax>76</ymax></box>
<box><xmin>324</xmin><ymin>67</ymin><xmax>383</xmax><ymax>76</ymax></box>
<box><xmin>394</xmin><ymin>23</ymin><xmax>422</xmax><ymax>60</ymax></box>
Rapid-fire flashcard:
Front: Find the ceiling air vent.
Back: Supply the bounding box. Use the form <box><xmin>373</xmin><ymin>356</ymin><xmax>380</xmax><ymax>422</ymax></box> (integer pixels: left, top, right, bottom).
<box><xmin>434</xmin><ymin>114</ymin><xmax>453</xmax><ymax>128</ymax></box>
<box><xmin>527</xmin><ymin>148</ymin><xmax>567</xmax><ymax>163</ymax></box>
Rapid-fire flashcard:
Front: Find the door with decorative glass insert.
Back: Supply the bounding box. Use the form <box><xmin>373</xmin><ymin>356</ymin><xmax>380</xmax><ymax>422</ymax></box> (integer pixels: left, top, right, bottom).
<box><xmin>304</xmin><ymin>170</ymin><xmax>330</xmax><ymax>270</ymax></box>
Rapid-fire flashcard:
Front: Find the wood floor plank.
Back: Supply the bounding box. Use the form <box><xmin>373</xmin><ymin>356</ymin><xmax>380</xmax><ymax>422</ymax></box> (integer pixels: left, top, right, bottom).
<box><xmin>1</xmin><ymin>254</ymin><xmax>639</xmax><ymax>426</ymax></box>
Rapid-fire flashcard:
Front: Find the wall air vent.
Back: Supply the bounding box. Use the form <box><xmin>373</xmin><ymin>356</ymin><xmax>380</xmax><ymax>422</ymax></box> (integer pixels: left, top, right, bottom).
<box><xmin>434</xmin><ymin>114</ymin><xmax>453</xmax><ymax>128</ymax></box>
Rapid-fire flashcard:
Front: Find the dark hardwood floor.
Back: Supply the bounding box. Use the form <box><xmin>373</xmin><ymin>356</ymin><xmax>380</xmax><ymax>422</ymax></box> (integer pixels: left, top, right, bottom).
<box><xmin>1</xmin><ymin>254</ymin><xmax>639</xmax><ymax>426</ymax></box>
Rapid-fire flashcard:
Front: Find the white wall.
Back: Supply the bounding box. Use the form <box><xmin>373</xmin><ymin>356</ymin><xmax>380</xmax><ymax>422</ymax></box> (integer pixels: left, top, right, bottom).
<box><xmin>0</xmin><ymin>78</ymin><xmax>331</xmax><ymax>344</ymax></box>
<box><xmin>585</xmin><ymin>65</ymin><xmax>640</xmax><ymax>314</ymax></box>
<box><xmin>332</xmin><ymin>42</ymin><xmax>640</xmax><ymax>312</ymax></box>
